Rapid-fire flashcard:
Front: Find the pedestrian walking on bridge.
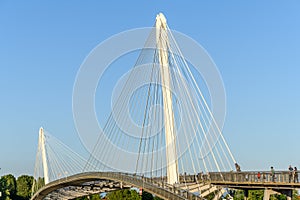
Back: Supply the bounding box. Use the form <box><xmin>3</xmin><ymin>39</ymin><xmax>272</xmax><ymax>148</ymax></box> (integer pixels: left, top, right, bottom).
<box><xmin>289</xmin><ymin>165</ymin><xmax>293</xmax><ymax>182</ymax></box>
<box><xmin>257</xmin><ymin>172</ymin><xmax>261</xmax><ymax>182</ymax></box>
<box><xmin>294</xmin><ymin>167</ymin><xmax>298</xmax><ymax>183</ymax></box>
<box><xmin>270</xmin><ymin>166</ymin><xmax>275</xmax><ymax>182</ymax></box>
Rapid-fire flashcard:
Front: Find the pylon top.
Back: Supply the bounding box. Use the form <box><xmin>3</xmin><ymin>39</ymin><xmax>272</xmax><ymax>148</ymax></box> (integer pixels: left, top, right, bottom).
<box><xmin>156</xmin><ymin>13</ymin><xmax>167</xmax><ymax>29</ymax></box>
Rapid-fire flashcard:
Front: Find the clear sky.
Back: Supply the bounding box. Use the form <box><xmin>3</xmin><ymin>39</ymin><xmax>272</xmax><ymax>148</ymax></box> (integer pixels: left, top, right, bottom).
<box><xmin>0</xmin><ymin>1</ymin><xmax>300</xmax><ymax>176</ymax></box>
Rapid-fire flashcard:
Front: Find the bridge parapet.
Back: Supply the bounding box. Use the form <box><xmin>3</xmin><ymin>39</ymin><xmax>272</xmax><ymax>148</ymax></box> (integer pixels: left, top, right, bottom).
<box><xmin>180</xmin><ymin>171</ymin><xmax>297</xmax><ymax>184</ymax></box>
<box><xmin>208</xmin><ymin>171</ymin><xmax>295</xmax><ymax>183</ymax></box>
<box><xmin>174</xmin><ymin>171</ymin><xmax>300</xmax><ymax>191</ymax></box>
<box><xmin>145</xmin><ymin>171</ymin><xmax>300</xmax><ymax>188</ymax></box>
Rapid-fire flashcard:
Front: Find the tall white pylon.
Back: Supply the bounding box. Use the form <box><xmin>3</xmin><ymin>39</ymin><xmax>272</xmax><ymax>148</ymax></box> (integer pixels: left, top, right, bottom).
<box><xmin>156</xmin><ymin>13</ymin><xmax>179</xmax><ymax>184</ymax></box>
<box><xmin>39</xmin><ymin>127</ymin><xmax>49</xmax><ymax>185</ymax></box>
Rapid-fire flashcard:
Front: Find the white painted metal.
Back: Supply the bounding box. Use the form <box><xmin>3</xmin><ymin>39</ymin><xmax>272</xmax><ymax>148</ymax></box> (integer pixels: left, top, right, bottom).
<box><xmin>263</xmin><ymin>189</ymin><xmax>279</xmax><ymax>200</ymax></box>
<box><xmin>213</xmin><ymin>188</ymin><xmax>227</xmax><ymax>200</ymax></box>
<box><xmin>155</xmin><ymin>13</ymin><xmax>179</xmax><ymax>184</ymax></box>
<box><xmin>39</xmin><ymin>127</ymin><xmax>50</xmax><ymax>184</ymax></box>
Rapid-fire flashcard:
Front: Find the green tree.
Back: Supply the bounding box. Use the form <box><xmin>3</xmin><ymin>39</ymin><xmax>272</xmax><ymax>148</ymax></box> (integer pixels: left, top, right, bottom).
<box><xmin>270</xmin><ymin>194</ymin><xmax>287</xmax><ymax>200</ymax></box>
<box><xmin>31</xmin><ymin>177</ymin><xmax>44</xmax><ymax>194</ymax></box>
<box><xmin>206</xmin><ymin>193</ymin><xmax>215</xmax><ymax>200</ymax></box>
<box><xmin>142</xmin><ymin>191</ymin><xmax>153</xmax><ymax>200</ymax></box>
<box><xmin>248</xmin><ymin>190</ymin><xmax>264</xmax><ymax>200</ymax></box>
<box><xmin>233</xmin><ymin>190</ymin><xmax>244</xmax><ymax>200</ymax></box>
<box><xmin>107</xmin><ymin>189</ymin><xmax>141</xmax><ymax>200</ymax></box>
<box><xmin>293</xmin><ymin>190</ymin><xmax>299</xmax><ymax>199</ymax></box>
<box><xmin>231</xmin><ymin>189</ymin><xmax>299</xmax><ymax>200</ymax></box>
<box><xmin>16</xmin><ymin>175</ymin><xmax>34</xmax><ymax>200</ymax></box>
<box><xmin>75</xmin><ymin>194</ymin><xmax>101</xmax><ymax>200</ymax></box>
<box><xmin>0</xmin><ymin>174</ymin><xmax>17</xmax><ymax>200</ymax></box>
<box><xmin>90</xmin><ymin>194</ymin><xmax>101</xmax><ymax>200</ymax></box>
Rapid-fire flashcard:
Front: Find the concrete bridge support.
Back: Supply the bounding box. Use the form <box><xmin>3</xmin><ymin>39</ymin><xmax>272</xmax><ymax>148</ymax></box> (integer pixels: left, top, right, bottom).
<box><xmin>263</xmin><ymin>189</ymin><xmax>276</xmax><ymax>200</ymax></box>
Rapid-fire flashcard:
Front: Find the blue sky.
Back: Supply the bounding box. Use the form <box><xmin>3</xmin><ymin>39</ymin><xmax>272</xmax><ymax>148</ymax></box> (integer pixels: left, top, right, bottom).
<box><xmin>0</xmin><ymin>1</ymin><xmax>300</xmax><ymax>176</ymax></box>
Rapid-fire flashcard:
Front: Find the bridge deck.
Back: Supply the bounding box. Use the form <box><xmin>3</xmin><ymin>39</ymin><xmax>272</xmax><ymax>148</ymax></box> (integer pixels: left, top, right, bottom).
<box><xmin>211</xmin><ymin>181</ymin><xmax>300</xmax><ymax>190</ymax></box>
<box><xmin>31</xmin><ymin>171</ymin><xmax>300</xmax><ymax>200</ymax></box>
<box><xmin>182</xmin><ymin>171</ymin><xmax>300</xmax><ymax>190</ymax></box>
<box><xmin>31</xmin><ymin>172</ymin><xmax>191</xmax><ymax>200</ymax></box>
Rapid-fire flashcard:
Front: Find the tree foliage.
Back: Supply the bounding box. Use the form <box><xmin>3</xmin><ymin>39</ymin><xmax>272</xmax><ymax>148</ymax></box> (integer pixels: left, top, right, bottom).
<box><xmin>31</xmin><ymin>177</ymin><xmax>44</xmax><ymax>195</ymax></box>
<box><xmin>248</xmin><ymin>190</ymin><xmax>264</xmax><ymax>200</ymax></box>
<box><xmin>16</xmin><ymin>175</ymin><xmax>34</xmax><ymax>200</ymax></box>
<box><xmin>0</xmin><ymin>174</ymin><xmax>17</xmax><ymax>200</ymax></box>
<box><xmin>0</xmin><ymin>174</ymin><xmax>36</xmax><ymax>200</ymax></box>
<box><xmin>106</xmin><ymin>189</ymin><xmax>163</xmax><ymax>200</ymax></box>
<box><xmin>142</xmin><ymin>191</ymin><xmax>162</xmax><ymax>200</ymax></box>
<box><xmin>232</xmin><ymin>189</ymin><xmax>299</xmax><ymax>200</ymax></box>
<box><xmin>232</xmin><ymin>189</ymin><xmax>244</xmax><ymax>200</ymax></box>
<box><xmin>142</xmin><ymin>191</ymin><xmax>153</xmax><ymax>200</ymax></box>
<box><xmin>106</xmin><ymin>189</ymin><xmax>141</xmax><ymax>200</ymax></box>
<box><xmin>75</xmin><ymin>194</ymin><xmax>101</xmax><ymax>200</ymax></box>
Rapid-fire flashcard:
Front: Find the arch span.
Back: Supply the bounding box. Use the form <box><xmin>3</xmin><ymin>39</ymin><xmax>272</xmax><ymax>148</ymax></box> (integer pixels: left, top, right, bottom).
<box><xmin>31</xmin><ymin>172</ymin><xmax>193</xmax><ymax>200</ymax></box>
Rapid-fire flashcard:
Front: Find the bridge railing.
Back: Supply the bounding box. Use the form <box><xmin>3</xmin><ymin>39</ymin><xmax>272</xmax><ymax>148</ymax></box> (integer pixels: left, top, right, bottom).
<box><xmin>199</xmin><ymin>171</ymin><xmax>295</xmax><ymax>184</ymax></box>
<box><xmin>99</xmin><ymin>172</ymin><xmax>197</xmax><ymax>200</ymax></box>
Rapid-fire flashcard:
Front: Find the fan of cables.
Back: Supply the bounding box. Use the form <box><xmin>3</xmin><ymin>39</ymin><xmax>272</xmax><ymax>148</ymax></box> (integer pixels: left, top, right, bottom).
<box><xmin>84</xmin><ymin>20</ymin><xmax>236</xmax><ymax>180</ymax></box>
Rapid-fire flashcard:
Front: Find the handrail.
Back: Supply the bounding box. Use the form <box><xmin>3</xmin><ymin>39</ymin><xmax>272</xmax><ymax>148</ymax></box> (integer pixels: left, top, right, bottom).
<box><xmin>181</xmin><ymin>170</ymin><xmax>299</xmax><ymax>185</ymax></box>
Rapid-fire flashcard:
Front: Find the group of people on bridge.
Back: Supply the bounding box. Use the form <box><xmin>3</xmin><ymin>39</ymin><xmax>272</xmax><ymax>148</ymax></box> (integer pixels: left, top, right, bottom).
<box><xmin>234</xmin><ymin>163</ymin><xmax>299</xmax><ymax>183</ymax></box>
<box><xmin>288</xmin><ymin>165</ymin><xmax>298</xmax><ymax>183</ymax></box>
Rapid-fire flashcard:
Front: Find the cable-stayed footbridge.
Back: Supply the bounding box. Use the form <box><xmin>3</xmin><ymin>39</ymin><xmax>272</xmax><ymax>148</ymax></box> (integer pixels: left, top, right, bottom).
<box><xmin>31</xmin><ymin>13</ymin><xmax>300</xmax><ymax>200</ymax></box>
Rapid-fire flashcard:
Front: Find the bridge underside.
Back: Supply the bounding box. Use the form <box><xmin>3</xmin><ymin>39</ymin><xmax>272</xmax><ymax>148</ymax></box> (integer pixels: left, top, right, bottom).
<box><xmin>32</xmin><ymin>171</ymin><xmax>300</xmax><ymax>200</ymax></box>
<box><xmin>32</xmin><ymin>172</ymin><xmax>235</xmax><ymax>200</ymax></box>
<box><xmin>41</xmin><ymin>180</ymin><xmax>131</xmax><ymax>200</ymax></box>
<box><xmin>32</xmin><ymin>172</ymin><xmax>300</xmax><ymax>200</ymax></box>
<box><xmin>31</xmin><ymin>172</ymin><xmax>203</xmax><ymax>200</ymax></box>
<box><xmin>212</xmin><ymin>181</ymin><xmax>300</xmax><ymax>190</ymax></box>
